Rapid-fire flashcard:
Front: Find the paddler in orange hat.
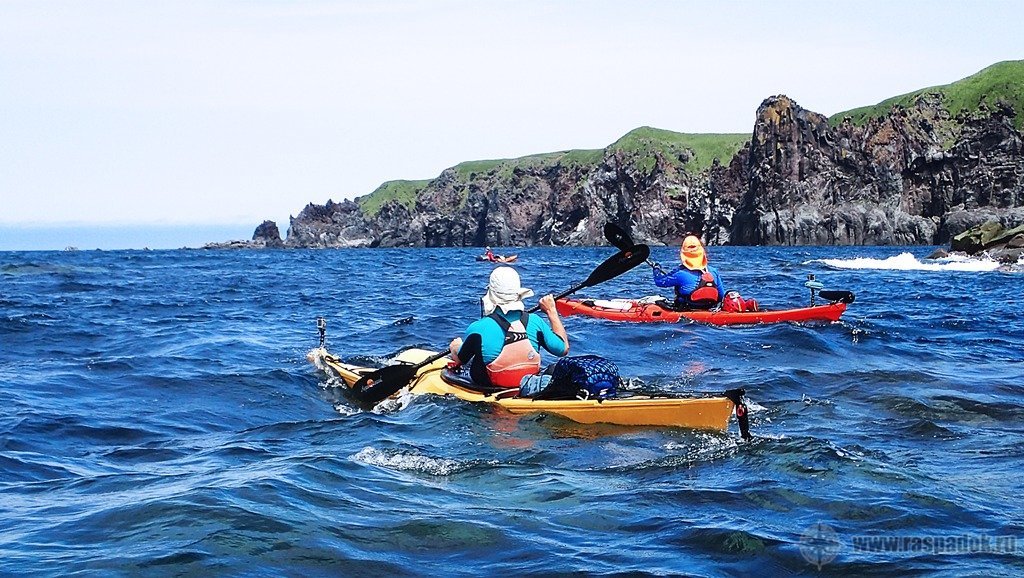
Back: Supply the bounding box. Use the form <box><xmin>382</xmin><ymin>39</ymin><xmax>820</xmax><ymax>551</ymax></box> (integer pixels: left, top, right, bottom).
<box><xmin>652</xmin><ymin>234</ymin><xmax>727</xmax><ymax>310</ymax></box>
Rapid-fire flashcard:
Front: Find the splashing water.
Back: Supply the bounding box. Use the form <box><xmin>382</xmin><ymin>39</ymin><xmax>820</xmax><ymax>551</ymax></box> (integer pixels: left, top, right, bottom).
<box><xmin>808</xmin><ymin>251</ymin><xmax>1004</xmax><ymax>272</ymax></box>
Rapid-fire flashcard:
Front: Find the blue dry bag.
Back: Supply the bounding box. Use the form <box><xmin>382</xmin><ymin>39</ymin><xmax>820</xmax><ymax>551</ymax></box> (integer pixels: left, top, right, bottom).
<box><xmin>531</xmin><ymin>355</ymin><xmax>620</xmax><ymax>401</ymax></box>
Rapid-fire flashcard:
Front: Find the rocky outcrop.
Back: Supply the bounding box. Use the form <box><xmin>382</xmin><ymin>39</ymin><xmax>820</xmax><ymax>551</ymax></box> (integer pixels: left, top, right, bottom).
<box><xmin>252</xmin><ymin>220</ymin><xmax>284</xmax><ymax>248</ymax></box>
<box><xmin>275</xmin><ymin>94</ymin><xmax>1022</xmax><ymax>248</ymax></box>
<box><xmin>949</xmin><ymin>220</ymin><xmax>1024</xmax><ymax>263</ymax></box>
<box><xmin>202</xmin><ymin>220</ymin><xmax>284</xmax><ymax>249</ymax></box>
<box><xmin>722</xmin><ymin>96</ymin><xmax>1024</xmax><ymax>245</ymax></box>
<box><xmin>284</xmin><ymin>200</ymin><xmax>374</xmax><ymax>248</ymax></box>
<box><xmin>283</xmin><ymin>147</ymin><xmax>735</xmax><ymax>248</ymax></box>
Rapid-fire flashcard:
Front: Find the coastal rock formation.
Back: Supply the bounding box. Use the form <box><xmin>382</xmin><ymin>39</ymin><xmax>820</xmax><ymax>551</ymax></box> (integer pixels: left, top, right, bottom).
<box><xmin>252</xmin><ymin>220</ymin><xmax>284</xmax><ymax>248</ymax></box>
<box><xmin>283</xmin><ymin>143</ymin><xmax>733</xmax><ymax>248</ymax></box>
<box><xmin>278</xmin><ymin>95</ymin><xmax>1021</xmax><ymax>248</ymax></box>
<box><xmin>202</xmin><ymin>220</ymin><xmax>284</xmax><ymax>249</ymax></box>
<box><xmin>948</xmin><ymin>220</ymin><xmax>1024</xmax><ymax>263</ymax></box>
<box><xmin>285</xmin><ymin>200</ymin><xmax>374</xmax><ymax>248</ymax></box>
<box><xmin>723</xmin><ymin>96</ymin><xmax>1024</xmax><ymax>245</ymax></box>
<box><xmin>268</xmin><ymin>61</ymin><xmax>1024</xmax><ymax>248</ymax></box>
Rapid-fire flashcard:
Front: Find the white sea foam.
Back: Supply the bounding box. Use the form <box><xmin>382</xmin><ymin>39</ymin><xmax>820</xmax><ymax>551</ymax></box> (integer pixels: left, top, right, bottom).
<box><xmin>745</xmin><ymin>399</ymin><xmax>768</xmax><ymax>412</ymax></box>
<box><xmin>351</xmin><ymin>446</ymin><xmax>466</xmax><ymax>476</ymax></box>
<box><xmin>661</xmin><ymin>432</ymin><xmax>745</xmax><ymax>465</ymax></box>
<box><xmin>368</xmin><ymin>389</ymin><xmax>414</xmax><ymax>414</ymax></box>
<box><xmin>332</xmin><ymin>402</ymin><xmax>360</xmax><ymax>417</ymax></box>
<box><xmin>807</xmin><ymin>252</ymin><xmax>1002</xmax><ymax>272</ymax></box>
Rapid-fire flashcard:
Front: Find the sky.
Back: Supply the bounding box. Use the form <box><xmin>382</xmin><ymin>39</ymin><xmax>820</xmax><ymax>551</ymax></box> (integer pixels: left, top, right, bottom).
<box><xmin>1</xmin><ymin>0</ymin><xmax>1022</xmax><ymax>249</ymax></box>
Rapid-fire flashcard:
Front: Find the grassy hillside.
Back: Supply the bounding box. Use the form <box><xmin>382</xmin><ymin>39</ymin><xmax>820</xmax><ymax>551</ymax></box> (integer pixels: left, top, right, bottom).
<box><xmin>609</xmin><ymin>127</ymin><xmax>748</xmax><ymax>173</ymax></box>
<box><xmin>452</xmin><ymin>151</ymin><xmax>569</xmax><ymax>180</ymax></box>
<box><xmin>356</xmin><ymin>179</ymin><xmax>430</xmax><ymax>216</ymax></box>
<box><xmin>352</xmin><ymin>61</ymin><xmax>1020</xmax><ymax>216</ymax></box>
<box><xmin>830</xmin><ymin>60</ymin><xmax>1024</xmax><ymax>130</ymax></box>
<box><xmin>355</xmin><ymin>126</ymin><xmax>748</xmax><ymax>214</ymax></box>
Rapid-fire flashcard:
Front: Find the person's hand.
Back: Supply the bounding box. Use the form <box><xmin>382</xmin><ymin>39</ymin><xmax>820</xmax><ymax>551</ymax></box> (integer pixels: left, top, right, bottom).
<box><xmin>538</xmin><ymin>294</ymin><xmax>557</xmax><ymax>314</ymax></box>
<box><xmin>449</xmin><ymin>337</ymin><xmax>463</xmax><ymax>358</ymax></box>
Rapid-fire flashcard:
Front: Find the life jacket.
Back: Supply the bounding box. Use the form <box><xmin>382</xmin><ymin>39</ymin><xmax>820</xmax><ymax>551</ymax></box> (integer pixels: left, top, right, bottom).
<box><xmin>485</xmin><ymin>311</ymin><xmax>542</xmax><ymax>388</ymax></box>
<box><xmin>682</xmin><ymin>269</ymin><xmax>720</xmax><ymax>309</ymax></box>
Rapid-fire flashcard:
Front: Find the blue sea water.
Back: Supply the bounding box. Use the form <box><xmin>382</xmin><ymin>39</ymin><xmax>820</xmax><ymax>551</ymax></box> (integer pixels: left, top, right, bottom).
<box><xmin>1</xmin><ymin>245</ymin><xmax>1022</xmax><ymax>576</ymax></box>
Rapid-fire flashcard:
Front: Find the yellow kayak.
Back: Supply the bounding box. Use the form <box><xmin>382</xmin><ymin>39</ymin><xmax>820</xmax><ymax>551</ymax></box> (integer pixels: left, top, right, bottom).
<box><xmin>309</xmin><ymin>348</ymin><xmax>750</xmax><ymax>436</ymax></box>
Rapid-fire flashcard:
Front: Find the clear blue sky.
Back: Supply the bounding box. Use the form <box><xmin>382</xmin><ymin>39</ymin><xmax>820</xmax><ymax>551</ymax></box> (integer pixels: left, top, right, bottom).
<box><xmin>1</xmin><ymin>0</ymin><xmax>1022</xmax><ymax>249</ymax></box>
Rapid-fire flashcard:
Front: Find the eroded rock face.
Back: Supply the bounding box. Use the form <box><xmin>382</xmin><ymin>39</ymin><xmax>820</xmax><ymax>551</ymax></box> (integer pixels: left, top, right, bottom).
<box><xmin>282</xmin><ymin>150</ymin><xmax>733</xmax><ymax>248</ymax></box>
<box><xmin>279</xmin><ymin>95</ymin><xmax>1023</xmax><ymax>248</ymax></box>
<box><xmin>723</xmin><ymin>95</ymin><xmax>1024</xmax><ymax>246</ymax></box>
<box><xmin>284</xmin><ymin>200</ymin><xmax>374</xmax><ymax>248</ymax></box>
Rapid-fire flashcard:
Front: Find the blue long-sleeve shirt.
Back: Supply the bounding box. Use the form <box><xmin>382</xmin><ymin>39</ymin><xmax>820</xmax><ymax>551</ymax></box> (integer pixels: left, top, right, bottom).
<box><xmin>653</xmin><ymin>265</ymin><xmax>726</xmax><ymax>309</ymax></box>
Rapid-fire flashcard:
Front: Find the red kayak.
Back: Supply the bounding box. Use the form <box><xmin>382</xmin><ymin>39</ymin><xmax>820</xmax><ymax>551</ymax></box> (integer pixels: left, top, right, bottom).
<box><xmin>476</xmin><ymin>254</ymin><xmax>518</xmax><ymax>263</ymax></box>
<box><xmin>555</xmin><ymin>297</ymin><xmax>849</xmax><ymax>326</ymax></box>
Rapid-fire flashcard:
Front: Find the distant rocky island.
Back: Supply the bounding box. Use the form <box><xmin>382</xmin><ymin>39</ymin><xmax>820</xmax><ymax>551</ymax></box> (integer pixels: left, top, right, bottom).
<box><xmin>208</xmin><ymin>60</ymin><xmax>1024</xmax><ymax>250</ymax></box>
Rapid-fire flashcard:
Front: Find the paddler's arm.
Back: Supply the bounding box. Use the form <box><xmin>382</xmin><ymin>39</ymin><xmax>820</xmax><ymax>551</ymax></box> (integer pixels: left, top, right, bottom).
<box><xmin>449</xmin><ymin>332</ymin><xmax>483</xmax><ymax>365</ymax></box>
<box><xmin>653</xmin><ymin>267</ymin><xmax>677</xmax><ymax>288</ymax></box>
<box><xmin>537</xmin><ymin>294</ymin><xmax>569</xmax><ymax>355</ymax></box>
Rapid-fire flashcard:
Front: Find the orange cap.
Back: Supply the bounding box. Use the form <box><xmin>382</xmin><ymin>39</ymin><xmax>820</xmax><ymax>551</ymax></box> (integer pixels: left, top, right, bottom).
<box><xmin>680</xmin><ymin>235</ymin><xmax>707</xmax><ymax>270</ymax></box>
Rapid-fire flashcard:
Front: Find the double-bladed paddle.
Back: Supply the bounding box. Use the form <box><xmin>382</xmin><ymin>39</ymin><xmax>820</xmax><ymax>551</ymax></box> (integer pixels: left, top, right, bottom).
<box><xmin>603</xmin><ymin>222</ymin><xmax>665</xmax><ymax>272</ymax></box>
<box><xmin>349</xmin><ymin>244</ymin><xmax>652</xmax><ymax>405</ymax></box>
<box><xmin>603</xmin><ymin>222</ymin><xmax>635</xmax><ymax>252</ymax></box>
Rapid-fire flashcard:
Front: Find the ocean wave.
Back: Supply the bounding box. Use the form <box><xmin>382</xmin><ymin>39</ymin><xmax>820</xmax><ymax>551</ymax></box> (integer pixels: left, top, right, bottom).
<box><xmin>3</xmin><ymin>246</ymin><xmax>1023</xmax><ymax>575</ymax></box>
<box><xmin>350</xmin><ymin>446</ymin><xmax>475</xmax><ymax>476</ymax></box>
<box><xmin>807</xmin><ymin>252</ymin><xmax>1002</xmax><ymax>272</ymax></box>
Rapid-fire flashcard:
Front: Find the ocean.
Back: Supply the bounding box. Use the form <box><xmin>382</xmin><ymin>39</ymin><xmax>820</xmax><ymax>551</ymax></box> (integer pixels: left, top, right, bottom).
<box><xmin>2</xmin><ymin>245</ymin><xmax>1022</xmax><ymax>576</ymax></box>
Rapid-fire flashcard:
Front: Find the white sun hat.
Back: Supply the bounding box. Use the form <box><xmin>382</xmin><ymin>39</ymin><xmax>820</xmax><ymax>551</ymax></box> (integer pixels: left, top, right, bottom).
<box><xmin>481</xmin><ymin>266</ymin><xmax>534</xmax><ymax>315</ymax></box>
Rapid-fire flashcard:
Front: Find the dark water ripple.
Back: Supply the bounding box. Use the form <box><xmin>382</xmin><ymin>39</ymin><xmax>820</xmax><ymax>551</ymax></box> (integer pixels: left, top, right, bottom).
<box><xmin>2</xmin><ymin>245</ymin><xmax>1023</xmax><ymax>575</ymax></box>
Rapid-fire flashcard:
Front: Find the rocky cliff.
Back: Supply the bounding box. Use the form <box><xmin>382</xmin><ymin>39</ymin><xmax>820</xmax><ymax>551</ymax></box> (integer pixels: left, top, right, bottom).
<box><xmin>283</xmin><ymin>130</ymin><xmax>744</xmax><ymax>248</ymax></box>
<box><xmin>722</xmin><ymin>95</ymin><xmax>1024</xmax><ymax>245</ymax></box>
<box><xmin>274</xmin><ymin>62</ymin><xmax>1024</xmax><ymax>248</ymax></box>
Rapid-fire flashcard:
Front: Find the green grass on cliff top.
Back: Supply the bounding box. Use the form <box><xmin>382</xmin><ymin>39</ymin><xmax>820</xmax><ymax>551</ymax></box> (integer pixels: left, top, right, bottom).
<box><xmin>358</xmin><ymin>128</ymin><xmax>748</xmax><ymax>214</ymax></box>
<box><xmin>356</xmin><ymin>179</ymin><xmax>430</xmax><ymax>216</ymax></box>
<box><xmin>830</xmin><ymin>60</ymin><xmax>1024</xmax><ymax>130</ymax></box>
<box><xmin>453</xmin><ymin>151</ymin><xmax>571</xmax><ymax>179</ymax></box>
<box><xmin>451</xmin><ymin>128</ymin><xmax>747</xmax><ymax>179</ymax></box>
<box><xmin>609</xmin><ymin>127</ymin><xmax>748</xmax><ymax>173</ymax></box>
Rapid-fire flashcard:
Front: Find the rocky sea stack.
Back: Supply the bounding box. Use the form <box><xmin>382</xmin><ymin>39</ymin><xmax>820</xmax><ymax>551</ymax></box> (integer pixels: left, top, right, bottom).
<box><xmin>202</xmin><ymin>220</ymin><xmax>284</xmax><ymax>249</ymax></box>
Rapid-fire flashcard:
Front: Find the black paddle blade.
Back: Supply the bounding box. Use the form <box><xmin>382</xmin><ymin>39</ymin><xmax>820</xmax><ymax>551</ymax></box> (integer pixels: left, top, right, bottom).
<box><xmin>351</xmin><ymin>363</ymin><xmax>418</xmax><ymax>405</ymax></box>
<box><xmin>583</xmin><ymin>244</ymin><xmax>651</xmax><ymax>288</ymax></box>
<box><xmin>819</xmin><ymin>290</ymin><xmax>855</xmax><ymax>304</ymax></box>
<box><xmin>548</xmin><ymin>244</ymin><xmax>652</xmax><ymax>304</ymax></box>
<box><xmin>603</xmin><ymin>222</ymin><xmax>635</xmax><ymax>251</ymax></box>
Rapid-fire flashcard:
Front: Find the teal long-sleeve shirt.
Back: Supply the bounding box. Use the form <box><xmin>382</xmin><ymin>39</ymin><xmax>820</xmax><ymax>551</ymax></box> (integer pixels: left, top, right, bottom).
<box><xmin>456</xmin><ymin>309</ymin><xmax>567</xmax><ymax>386</ymax></box>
